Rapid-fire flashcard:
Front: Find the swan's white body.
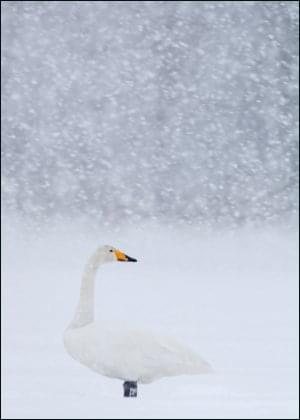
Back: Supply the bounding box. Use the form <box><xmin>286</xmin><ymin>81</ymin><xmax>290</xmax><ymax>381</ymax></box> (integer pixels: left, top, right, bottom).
<box><xmin>64</xmin><ymin>246</ymin><xmax>211</xmax><ymax>384</ymax></box>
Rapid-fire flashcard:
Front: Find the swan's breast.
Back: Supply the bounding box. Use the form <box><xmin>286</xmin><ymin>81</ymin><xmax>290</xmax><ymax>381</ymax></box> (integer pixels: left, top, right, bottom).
<box><xmin>63</xmin><ymin>324</ymin><xmax>124</xmax><ymax>377</ymax></box>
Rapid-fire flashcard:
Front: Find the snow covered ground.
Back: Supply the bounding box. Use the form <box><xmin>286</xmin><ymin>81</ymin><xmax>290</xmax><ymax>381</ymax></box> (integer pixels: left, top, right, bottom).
<box><xmin>2</xmin><ymin>222</ymin><xmax>299</xmax><ymax>419</ymax></box>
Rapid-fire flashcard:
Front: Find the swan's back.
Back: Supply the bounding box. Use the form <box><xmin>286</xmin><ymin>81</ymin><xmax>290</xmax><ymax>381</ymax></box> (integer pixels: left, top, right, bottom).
<box><xmin>64</xmin><ymin>322</ymin><xmax>211</xmax><ymax>384</ymax></box>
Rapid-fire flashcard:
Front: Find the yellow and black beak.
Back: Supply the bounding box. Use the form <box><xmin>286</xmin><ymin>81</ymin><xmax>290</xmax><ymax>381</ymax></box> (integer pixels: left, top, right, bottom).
<box><xmin>115</xmin><ymin>250</ymin><xmax>137</xmax><ymax>262</ymax></box>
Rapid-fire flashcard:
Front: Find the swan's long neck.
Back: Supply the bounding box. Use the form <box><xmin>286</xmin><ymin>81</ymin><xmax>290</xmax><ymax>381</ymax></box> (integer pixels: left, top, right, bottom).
<box><xmin>69</xmin><ymin>249</ymin><xmax>103</xmax><ymax>329</ymax></box>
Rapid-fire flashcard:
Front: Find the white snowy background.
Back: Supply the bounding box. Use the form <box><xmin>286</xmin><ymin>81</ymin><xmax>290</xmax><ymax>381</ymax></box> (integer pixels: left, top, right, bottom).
<box><xmin>1</xmin><ymin>1</ymin><xmax>299</xmax><ymax>419</ymax></box>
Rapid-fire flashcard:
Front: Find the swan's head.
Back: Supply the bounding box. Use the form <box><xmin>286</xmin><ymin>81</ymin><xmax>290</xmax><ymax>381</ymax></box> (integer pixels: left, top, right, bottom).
<box><xmin>100</xmin><ymin>245</ymin><xmax>137</xmax><ymax>263</ymax></box>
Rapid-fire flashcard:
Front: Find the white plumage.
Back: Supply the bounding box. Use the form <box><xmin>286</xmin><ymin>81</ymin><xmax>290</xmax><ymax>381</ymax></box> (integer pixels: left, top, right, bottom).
<box><xmin>64</xmin><ymin>245</ymin><xmax>211</xmax><ymax>389</ymax></box>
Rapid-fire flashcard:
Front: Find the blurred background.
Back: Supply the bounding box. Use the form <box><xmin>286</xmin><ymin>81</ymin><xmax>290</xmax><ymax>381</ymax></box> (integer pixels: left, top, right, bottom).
<box><xmin>2</xmin><ymin>1</ymin><xmax>299</xmax><ymax>229</ymax></box>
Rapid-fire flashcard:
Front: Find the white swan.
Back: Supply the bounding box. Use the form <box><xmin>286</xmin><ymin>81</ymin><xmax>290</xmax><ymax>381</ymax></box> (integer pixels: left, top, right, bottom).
<box><xmin>64</xmin><ymin>245</ymin><xmax>211</xmax><ymax>397</ymax></box>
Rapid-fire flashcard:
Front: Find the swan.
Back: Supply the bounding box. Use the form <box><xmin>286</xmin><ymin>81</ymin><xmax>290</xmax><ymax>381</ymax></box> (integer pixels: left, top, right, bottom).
<box><xmin>64</xmin><ymin>245</ymin><xmax>211</xmax><ymax>397</ymax></box>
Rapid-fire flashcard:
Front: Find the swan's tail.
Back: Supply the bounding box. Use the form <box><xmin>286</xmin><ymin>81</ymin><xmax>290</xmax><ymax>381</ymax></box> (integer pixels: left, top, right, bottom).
<box><xmin>193</xmin><ymin>358</ymin><xmax>213</xmax><ymax>374</ymax></box>
<box><xmin>184</xmin><ymin>350</ymin><xmax>213</xmax><ymax>374</ymax></box>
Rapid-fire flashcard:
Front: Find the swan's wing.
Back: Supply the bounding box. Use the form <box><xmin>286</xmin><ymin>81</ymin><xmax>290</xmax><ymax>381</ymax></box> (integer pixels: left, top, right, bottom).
<box><xmin>124</xmin><ymin>329</ymin><xmax>212</xmax><ymax>383</ymax></box>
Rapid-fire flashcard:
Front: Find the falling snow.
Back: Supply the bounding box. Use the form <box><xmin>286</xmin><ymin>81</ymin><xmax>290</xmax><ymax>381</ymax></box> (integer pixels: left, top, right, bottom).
<box><xmin>2</xmin><ymin>2</ymin><xmax>299</xmax><ymax>419</ymax></box>
<box><xmin>1</xmin><ymin>1</ymin><xmax>298</xmax><ymax>228</ymax></box>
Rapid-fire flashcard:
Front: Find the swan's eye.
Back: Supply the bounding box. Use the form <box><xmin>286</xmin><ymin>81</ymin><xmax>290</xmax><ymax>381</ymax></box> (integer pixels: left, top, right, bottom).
<box><xmin>109</xmin><ymin>249</ymin><xmax>113</xmax><ymax>252</ymax></box>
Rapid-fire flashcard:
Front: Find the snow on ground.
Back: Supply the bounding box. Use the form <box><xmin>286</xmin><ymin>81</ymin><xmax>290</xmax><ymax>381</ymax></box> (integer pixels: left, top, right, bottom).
<box><xmin>2</xmin><ymin>222</ymin><xmax>299</xmax><ymax>419</ymax></box>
